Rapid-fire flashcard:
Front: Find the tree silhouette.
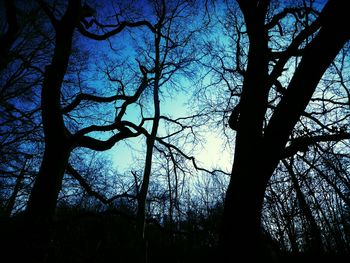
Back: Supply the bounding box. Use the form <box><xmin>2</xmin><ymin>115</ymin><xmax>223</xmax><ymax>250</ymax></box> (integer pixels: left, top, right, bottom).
<box><xmin>220</xmin><ymin>0</ymin><xmax>350</xmax><ymax>260</ymax></box>
<box><xmin>1</xmin><ymin>0</ymin><xmax>350</xmax><ymax>262</ymax></box>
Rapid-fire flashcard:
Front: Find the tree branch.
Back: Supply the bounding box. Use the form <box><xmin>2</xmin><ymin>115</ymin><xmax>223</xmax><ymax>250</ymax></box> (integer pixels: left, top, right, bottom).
<box><xmin>268</xmin><ymin>17</ymin><xmax>321</xmax><ymax>83</ymax></box>
<box><xmin>66</xmin><ymin>163</ymin><xmax>135</xmax><ymax>205</ymax></box>
<box><xmin>35</xmin><ymin>0</ymin><xmax>59</xmax><ymax>29</ymax></box>
<box><xmin>77</xmin><ymin>20</ymin><xmax>155</xmax><ymax>40</ymax></box>
<box><xmin>266</xmin><ymin>0</ymin><xmax>350</xmax><ymax>158</ymax></box>
<box><xmin>282</xmin><ymin>132</ymin><xmax>350</xmax><ymax>158</ymax></box>
<box><xmin>74</xmin><ymin>126</ymin><xmax>139</xmax><ymax>151</ymax></box>
<box><xmin>266</xmin><ymin>7</ymin><xmax>314</xmax><ymax>30</ymax></box>
<box><xmin>62</xmin><ymin>93</ymin><xmax>128</xmax><ymax>114</ymax></box>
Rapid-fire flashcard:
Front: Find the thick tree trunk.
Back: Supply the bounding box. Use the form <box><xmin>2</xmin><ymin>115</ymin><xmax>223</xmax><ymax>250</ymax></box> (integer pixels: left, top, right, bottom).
<box><xmin>220</xmin><ymin>2</ymin><xmax>270</xmax><ymax>260</ymax></box>
<box><xmin>19</xmin><ymin>2</ymin><xmax>81</xmax><ymax>262</ymax></box>
<box><xmin>220</xmin><ymin>144</ymin><xmax>274</xmax><ymax>261</ymax></box>
<box><xmin>26</xmin><ymin>0</ymin><xmax>80</xmax><ymax>222</ymax></box>
<box><xmin>26</xmin><ymin>140</ymin><xmax>70</xmax><ymax>218</ymax></box>
<box><xmin>23</xmin><ymin>32</ymin><xmax>75</xmax><ymax>261</ymax></box>
<box><xmin>220</xmin><ymin>1</ymin><xmax>350</xmax><ymax>261</ymax></box>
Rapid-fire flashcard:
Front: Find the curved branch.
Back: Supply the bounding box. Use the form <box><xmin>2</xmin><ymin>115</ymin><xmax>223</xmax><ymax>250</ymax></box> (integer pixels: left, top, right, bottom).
<box><xmin>78</xmin><ymin>20</ymin><xmax>155</xmax><ymax>40</ymax></box>
<box><xmin>62</xmin><ymin>93</ymin><xmax>128</xmax><ymax>114</ymax></box>
<box><xmin>121</xmin><ymin>120</ymin><xmax>230</xmax><ymax>175</ymax></box>
<box><xmin>268</xmin><ymin>17</ymin><xmax>321</xmax><ymax>83</ymax></box>
<box><xmin>66</xmin><ymin>163</ymin><xmax>135</xmax><ymax>205</ymax></box>
<box><xmin>75</xmin><ymin>127</ymin><xmax>139</xmax><ymax>151</ymax></box>
<box><xmin>266</xmin><ymin>7</ymin><xmax>315</xmax><ymax>30</ymax></box>
<box><xmin>157</xmin><ymin>139</ymin><xmax>230</xmax><ymax>176</ymax></box>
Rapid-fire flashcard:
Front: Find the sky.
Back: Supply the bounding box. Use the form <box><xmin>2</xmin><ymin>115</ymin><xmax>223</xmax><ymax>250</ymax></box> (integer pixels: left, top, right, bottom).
<box><xmin>74</xmin><ymin>0</ymin><xmax>235</xmax><ymax>178</ymax></box>
<box><xmin>108</xmin><ymin>94</ymin><xmax>234</xmax><ymax>174</ymax></box>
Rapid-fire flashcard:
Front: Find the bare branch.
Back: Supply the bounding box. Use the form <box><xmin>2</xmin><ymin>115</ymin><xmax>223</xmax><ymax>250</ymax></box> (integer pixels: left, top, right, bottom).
<box><xmin>66</xmin><ymin>163</ymin><xmax>135</xmax><ymax>205</ymax></box>
<box><xmin>35</xmin><ymin>0</ymin><xmax>59</xmax><ymax>29</ymax></box>
<box><xmin>62</xmin><ymin>93</ymin><xmax>129</xmax><ymax>114</ymax></box>
<box><xmin>283</xmin><ymin>132</ymin><xmax>350</xmax><ymax>158</ymax></box>
<box><xmin>268</xmin><ymin>17</ymin><xmax>321</xmax><ymax>83</ymax></box>
<box><xmin>77</xmin><ymin>20</ymin><xmax>156</xmax><ymax>40</ymax></box>
<box><xmin>74</xmin><ymin>126</ymin><xmax>139</xmax><ymax>151</ymax></box>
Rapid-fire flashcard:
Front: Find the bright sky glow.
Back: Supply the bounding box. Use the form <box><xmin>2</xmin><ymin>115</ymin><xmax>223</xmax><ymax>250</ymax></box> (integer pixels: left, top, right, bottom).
<box><xmin>108</xmin><ymin>89</ymin><xmax>233</xmax><ymax>175</ymax></box>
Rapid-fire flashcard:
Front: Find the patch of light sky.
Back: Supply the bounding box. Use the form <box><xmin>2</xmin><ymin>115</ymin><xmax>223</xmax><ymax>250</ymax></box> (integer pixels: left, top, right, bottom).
<box><xmin>107</xmin><ymin>82</ymin><xmax>233</xmax><ymax>174</ymax></box>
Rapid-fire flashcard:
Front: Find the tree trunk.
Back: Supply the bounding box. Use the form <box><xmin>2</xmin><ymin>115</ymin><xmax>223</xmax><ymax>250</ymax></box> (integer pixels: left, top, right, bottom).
<box><xmin>283</xmin><ymin>159</ymin><xmax>324</xmax><ymax>254</ymax></box>
<box><xmin>4</xmin><ymin>159</ymin><xmax>27</xmax><ymax>216</ymax></box>
<box><xmin>220</xmin><ymin>144</ymin><xmax>274</xmax><ymax>261</ymax></box>
<box><xmin>26</xmin><ymin>0</ymin><xmax>80</xmax><ymax>220</ymax></box>
<box><xmin>221</xmin><ymin>1</ymin><xmax>350</xmax><ymax>261</ymax></box>
<box><xmin>26</xmin><ymin>140</ymin><xmax>70</xmax><ymax>218</ymax></box>
<box><xmin>220</xmin><ymin>2</ymin><xmax>270</xmax><ymax>260</ymax></box>
<box><xmin>20</xmin><ymin>2</ymin><xmax>81</xmax><ymax>262</ymax></box>
<box><xmin>136</xmin><ymin>26</ymin><xmax>162</xmax><ymax>263</ymax></box>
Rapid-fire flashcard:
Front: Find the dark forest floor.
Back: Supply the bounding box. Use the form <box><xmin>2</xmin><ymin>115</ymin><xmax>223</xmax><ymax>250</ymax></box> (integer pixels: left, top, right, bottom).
<box><xmin>1</xmin><ymin>210</ymin><xmax>349</xmax><ymax>263</ymax></box>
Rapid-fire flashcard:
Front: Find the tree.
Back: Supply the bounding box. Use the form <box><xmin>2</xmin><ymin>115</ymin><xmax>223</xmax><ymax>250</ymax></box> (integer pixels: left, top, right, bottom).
<box><xmin>10</xmin><ymin>1</ymin><xmax>160</xmax><ymax>261</ymax></box>
<box><xmin>133</xmin><ymin>0</ymin><xmax>198</xmax><ymax>245</ymax></box>
<box><xmin>220</xmin><ymin>0</ymin><xmax>350</xmax><ymax>260</ymax></box>
<box><xmin>25</xmin><ymin>0</ymin><xmax>157</xmax><ymax>222</ymax></box>
<box><xmin>2</xmin><ymin>0</ymin><xmax>350</xmax><ymax>261</ymax></box>
<box><xmin>0</xmin><ymin>0</ymin><xmax>51</xmax><ymax>218</ymax></box>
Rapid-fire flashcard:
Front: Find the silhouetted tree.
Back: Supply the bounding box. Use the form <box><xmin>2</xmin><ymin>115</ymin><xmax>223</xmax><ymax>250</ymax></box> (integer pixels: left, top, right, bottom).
<box><xmin>0</xmin><ymin>0</ymin><xmax>51</xmax><ymax>218</ymax></box>
<box><xmin>220</xmin><ymin>0</ymin><xmax>350</xmax><ymax>260</ymax></box>
<box><xmin>2</xmin><ymin>0</ymin><xmax>350</xmax><ymax>262</ymax></box>
<box><xmin>26</xmin><ymin>0</ymin><xmax>156</xmax><ymax>223</ymax></box>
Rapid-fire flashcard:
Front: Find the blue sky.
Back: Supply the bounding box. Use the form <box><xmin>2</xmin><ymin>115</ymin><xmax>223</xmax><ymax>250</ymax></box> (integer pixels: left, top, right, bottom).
<box><xmin>69</xmin><ymin>0</ymin><xmax>235</xmax><ymax>178</ymax></box>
